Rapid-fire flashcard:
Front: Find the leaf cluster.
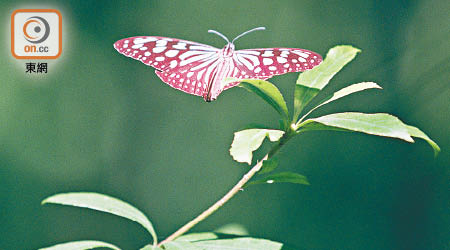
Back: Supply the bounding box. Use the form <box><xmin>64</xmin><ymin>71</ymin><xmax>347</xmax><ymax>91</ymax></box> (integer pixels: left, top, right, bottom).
<box><xmin>229</xmin><ymin>46</ymin><xmax>439</xmax><ymax>187</ymax></box>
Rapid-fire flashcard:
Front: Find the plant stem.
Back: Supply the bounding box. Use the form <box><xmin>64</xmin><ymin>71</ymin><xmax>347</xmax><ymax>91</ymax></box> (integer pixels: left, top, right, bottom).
<box><xmin>157</xmin><ymin>131</ymin><xmax>294</xmax><ymax>247</ymax></box>
<box><xmin>157</xmin><ymin>155</ymin><xmax>266</xmax><ymax>247</ymax></box>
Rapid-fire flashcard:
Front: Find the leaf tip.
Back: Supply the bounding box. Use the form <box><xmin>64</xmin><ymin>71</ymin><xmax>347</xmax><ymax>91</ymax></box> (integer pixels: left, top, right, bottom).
<box><xmin>333</xmin><ymin>45</ymin><xmax>361</xmax><ymax>53</ymax></box>
<box><xmin>41</xmin><ymin>195</ymin><xmax>55</xmax><ymax>205</ymax></box>
<box><xmin>368</xmin><ymin>82</ymin><xmax>382</xmax><ymax>89</ymax></box>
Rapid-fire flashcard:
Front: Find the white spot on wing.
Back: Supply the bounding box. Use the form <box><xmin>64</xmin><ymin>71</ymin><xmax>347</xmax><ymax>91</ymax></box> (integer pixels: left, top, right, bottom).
<box><xmin>292</xmin><ymin>51</ymin><xmax>309</xmax><ymax>58</ymax></box>
<box><xmin>155</xmin><ymin>56</ymin><xmax>165</xmax><ymax>61</ymax></box>
<box><xmin>153</xmin><ymin>47</ymin><xmax>166</xmax><ymax>53</ymax></box>
<box><xmin>144</xmin><ymin>51</ymin><xmax>151</xmax><ymax>56</ymax></box>
<box><xmin>173</xmin><ymin>42</ymin><xmax>187</xmax><ymax>50</ymax></box>
<box><xmin>263</xmin><ymin>58</ymin><xmax>273</xmax><ymax>65</ymax></box>
<box><xmin>280</xmin><ymin>51</ymin><xmax>289</xmax><ymax>58</ymax></box>
<box><xmin>133</xmin><ymin>37</ymin><xmax>157</xmax><ymax>44</ymax></box>
<box><xmin>169</xmin><ymin>60</ymin><xmax>178</xmax><ymax>68</ymax></box>
<box><xmin>269</xmin><ymin>66</ymin><xmax>277</xmax><ymax>71</ymax></box>
<box><xmin>165</xmin><ymin>50</ymin><xmax>179</xmax><ymax>57</ymax></box>
<box><xmin>187</xmin><ymin>72</ymin><xmax>194</xmax><ymax>78</ymax></box>
<box><xmin>156</xmin><ymin>40</ymin><xmax>168</xmax><ymax>46</ymax></box>
<box><xmin>132</xmin><ymin>44</ymin><xmax>144</xmax><ymax>49</ymax></box>
<box><xmin>261</xmin><ymin>50</ymin><xmax>274</xmax><ymax>57</ymax></box>
<box><xmin>277</xmin><ymin>57</ymin><xmax>287</xmax><ymax>63</ymax></box>
<box><xmin>197</xmin><ymin>69</ymin><xmax>206</xmax><ymax>80</ymax></box>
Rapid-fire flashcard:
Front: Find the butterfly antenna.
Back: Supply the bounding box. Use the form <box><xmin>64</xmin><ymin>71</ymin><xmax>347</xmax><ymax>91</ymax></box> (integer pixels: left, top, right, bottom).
<box><xmin>208</xmin><ymin>29</ymin><xmax>230</xmax><ymax>44</ymax></box>
<box><xmin>231</xmin><ymin>27</ymin><xmax>266</xmax><ymax>44</ymax></box>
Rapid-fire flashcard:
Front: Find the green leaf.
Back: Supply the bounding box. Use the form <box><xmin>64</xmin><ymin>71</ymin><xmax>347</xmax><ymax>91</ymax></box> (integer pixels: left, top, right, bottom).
<box><xmin>299</xmin><ymin>113</ymin><xmax>440</xmax><ymax>155</ymax></box>
<box><xmin>140</xmin><ymin>245</ymin><xmax>163</xmax><ymax>250</ymax></box>
<box><xmin>231</xmin><ymin>78</ymin><xmax>289</xmax><ymax>121</ymax></box>
<box><xmin>162</xmin><ymin>241</ymin><xmax>200</xmax><ymax>250</ymax></box>
<box><xmin>176</xmin><ymin>232</ymin><xmax>220</xmax><ymax>242</ymax></box>
<box><xmin>229</xmin><ymin>129</ymin><xmax>284</xmax><ymax>164</ymax></box>
<box><xmin>293</xmin><ymin>85</ymin><xmax>320</xmax><ymax>122</ymax></box>
<box><xmin>175</xmin><ymin>233</ymin><xmax>296</xmax><ymax>250</ymax></box>
<box><xmin>406</xmin><ymin>125</ymin><xmax>440</xmax><ymax>156</ymax></box>
<box><xmin>293</xmin><ymin>45</ymin><xmax>361</xmax><ymax>121</ymax></box>
<box><xmin>247</xmin><ymin>172</ymin><xmax>309</xmax><ymax>186</ymax></box>
<box><xmin>191</xmin><ymin>237</ymin><xmax>284</xmax><ymax>250</ymax></box>
<box><xmin>278</xmin><ymin>119</ymin><xmax>287</xmax><ymax>131</ymax></box>
<box><xmin>38</xmin><ymin>240</ymin><xmax>120</xmax><ymax>250</ymax></box>
<box><xmin>296</xmin><ymin>82</ymin><xmax>382</xmax><ymax>125</ymax></box>
<box><xmin>42</xmin><ymin>192</ymin><xmax>158</xmax><ymax>245</ymax></box>
<box><xmin>299</xmin><ymin>112</ymin><xmax>414</xmax><ymax>142</ymax></box>
<box><xmin>296</xmin><ymin>45</ymin><xmax>361</xmax><ymax>90</ymax></box>
<box><xmin>214</xmin><ymin>223</ymin><xmax>249</xmax><ymax>236</ymax></box>
<box><xmin>258</xmin><ymin>157</ymin><xmax>279</xmax><ymax>174</ymax></box>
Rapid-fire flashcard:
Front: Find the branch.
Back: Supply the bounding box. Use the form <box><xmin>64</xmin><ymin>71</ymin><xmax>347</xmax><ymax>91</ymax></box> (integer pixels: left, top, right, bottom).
<box><xmin>158</xmin><ymin>130</ymin><xmax>294</xmax><ymax>247</ymax></box>
<box><xmin>157</xmin><ymin>155</ymin><xmax>266</xmax><ymax>247</ymax></box>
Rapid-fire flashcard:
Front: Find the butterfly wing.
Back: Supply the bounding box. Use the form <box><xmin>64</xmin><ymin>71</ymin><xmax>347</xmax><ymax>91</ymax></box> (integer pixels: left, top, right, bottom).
<box><xmin>114</xmin><ymin>36</ymin><xmax>220</xmax><ymax>96</ymax></box>
<box><xmin>224</xmin><ymin>48</ymin><xmax>322</xmax><ymax>89</ymax></box>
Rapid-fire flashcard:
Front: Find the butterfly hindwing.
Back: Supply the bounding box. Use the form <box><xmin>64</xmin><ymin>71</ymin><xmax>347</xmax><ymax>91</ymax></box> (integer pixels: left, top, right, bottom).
<box><xmin>155</xmin><ymin>63</ymin><xmax>217</xmax><ymax>96</ymax></box>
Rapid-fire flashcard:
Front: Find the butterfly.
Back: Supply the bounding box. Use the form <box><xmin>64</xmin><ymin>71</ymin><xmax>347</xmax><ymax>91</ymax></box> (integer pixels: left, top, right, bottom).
<box><xmin>114</xmin><ymin>27</ymin><xmax>322</xmax><ymax>102</ymax></box>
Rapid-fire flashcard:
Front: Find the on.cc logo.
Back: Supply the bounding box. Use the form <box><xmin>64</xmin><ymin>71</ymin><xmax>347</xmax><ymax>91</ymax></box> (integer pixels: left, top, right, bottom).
<box><xmin>23</xmin><ymin>16</ymin><xmax>50</xmax><ymax>44</ymax></box>
<box><xmin>11</xmin><ymin>9</ymin><xmax>61</xmax><ymax>59</ymax></box>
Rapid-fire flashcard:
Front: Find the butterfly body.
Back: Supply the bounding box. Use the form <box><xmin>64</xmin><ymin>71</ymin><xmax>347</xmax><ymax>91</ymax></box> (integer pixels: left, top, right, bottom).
<box><xmin>114</xmin><ymin>27</ymin><xmax>322</xmax><ymax>101</ymax></box>
<box><xmin>205</xmin><ymin>50</ymin><xmax>234</xmax><ymax>101</ymax></box>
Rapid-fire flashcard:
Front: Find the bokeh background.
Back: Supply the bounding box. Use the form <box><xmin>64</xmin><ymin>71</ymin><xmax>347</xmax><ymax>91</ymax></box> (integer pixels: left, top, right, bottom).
<box><xmin>1</xmin><ymin>0</ymin><xmax>449</xmax><ymax>249</ymax></box>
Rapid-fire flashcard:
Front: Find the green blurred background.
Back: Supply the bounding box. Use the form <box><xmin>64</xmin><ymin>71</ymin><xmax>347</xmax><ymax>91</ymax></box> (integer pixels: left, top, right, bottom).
<box><xmin>1</xmin><ymin>0</ymin><xmax>449</xmax><ymax>249</ymax></box>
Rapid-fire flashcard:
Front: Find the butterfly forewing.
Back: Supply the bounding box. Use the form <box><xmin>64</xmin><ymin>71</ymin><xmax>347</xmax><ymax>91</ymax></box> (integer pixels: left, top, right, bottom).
<box><xmin>235</xmin><ymin>48</ymin><xmax>321</xmax><ymax>76</ymax></box>
<box><xmin>220</xmin><ymin>48</ymin><xmax>322</xmax><ymax>91</ymax></box>
<box><xmin>114</xmin><ymin>36</ymin><xmax>221</xmax><ymax>96</ymax></box>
